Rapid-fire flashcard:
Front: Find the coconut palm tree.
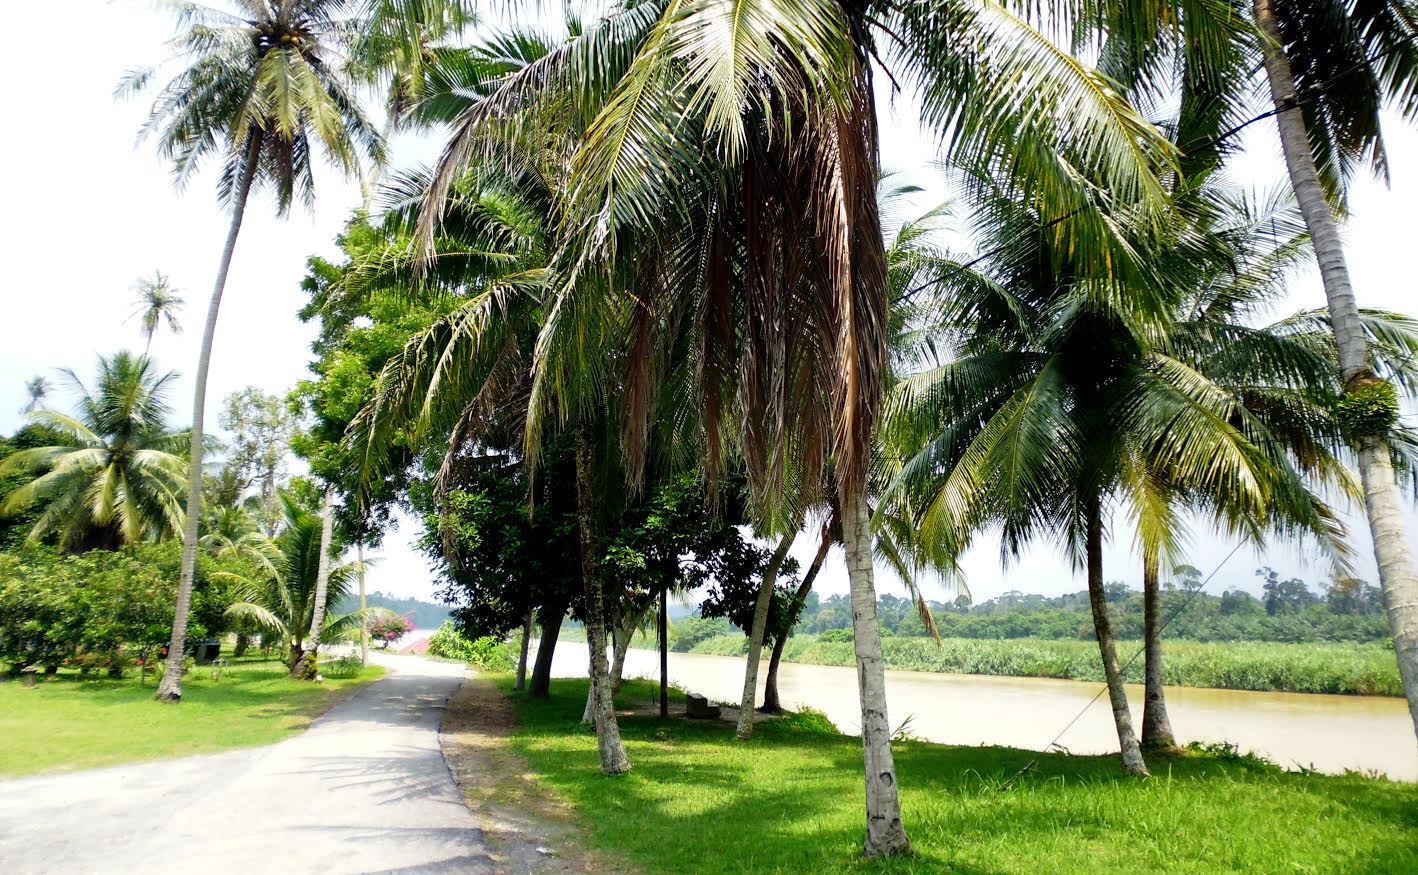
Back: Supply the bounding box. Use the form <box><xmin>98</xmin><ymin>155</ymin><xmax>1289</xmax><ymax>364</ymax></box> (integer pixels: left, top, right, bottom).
<box><xmin>122</xmin><ymin>0</ymin><xmax>383</xmax><ymax>702</ymax></box>
<box><xmin>1082</xmin><ymin>0</ymin><xmax>1418</xmax><ymax>748</ymax></box>
<box><xmin>130</xmin><ymin>271</ymin><xmax>185</xmax><ymax>354</ymax></box>
<box><xmin>879</xmin><ymin>167</ymin><xmax>1369</xmax><ymax>775</ymax></box>
<box><xmin>0</xmin><ymin>353</ymin><xmax>188</xmax><ymax>551</ymax></box>
<box><xmin>20</xmin><ymin>376</ymin><xmax>51</xmax><ymax>415</ymax></box>
<box><xmin>221</xmin><ymin>494</ymin><xmax>372</xmax><ymax>670</ymax></box>
<box><xmin>418</xmin><ymin>3</ymin><xmax>1180</xmax><ymax>851</ymax></box>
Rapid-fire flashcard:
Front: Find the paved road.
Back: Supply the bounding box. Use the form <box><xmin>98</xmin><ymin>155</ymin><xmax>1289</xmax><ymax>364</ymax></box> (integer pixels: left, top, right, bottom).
<box><xmin>0</xmin><ymin>655</ymin><xmax>491</xmax><ymax>874</ymax></box>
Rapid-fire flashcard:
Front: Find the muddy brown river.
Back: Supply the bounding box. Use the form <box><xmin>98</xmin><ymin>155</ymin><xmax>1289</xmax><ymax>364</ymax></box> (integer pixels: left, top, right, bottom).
<box><xmin>543</xmin><ymin>644</ymin><xmax>1417</xmax><ymax>780</ymax></box>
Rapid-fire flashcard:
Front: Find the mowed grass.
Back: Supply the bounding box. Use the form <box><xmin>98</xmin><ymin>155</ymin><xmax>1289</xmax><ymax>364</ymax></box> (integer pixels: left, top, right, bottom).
<box><xmin>0</xmin><ymin>657</ymin><xmax>384</xmax><ymax>777</ymax></box>
<box><xmin>502</xmin><ymin>677</ymin><xmax>1418</xmax><ymax>874</ymax></box>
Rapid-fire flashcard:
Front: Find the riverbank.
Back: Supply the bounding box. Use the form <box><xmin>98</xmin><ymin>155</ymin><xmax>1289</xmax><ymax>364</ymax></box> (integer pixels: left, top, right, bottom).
<box><xmin>495</xmin><ymin>675</ymin><xmax>1418</xmax><ymax>873</ymax></box>
<box><xmin>685</xmin><ymin>633</ymin><xmax>1403</xmax><ymax>696</ymax></box>
<box><xmin>0</xmin><ymin>656</ymin><xmax>384</xmax><ymax>777</ymax></box>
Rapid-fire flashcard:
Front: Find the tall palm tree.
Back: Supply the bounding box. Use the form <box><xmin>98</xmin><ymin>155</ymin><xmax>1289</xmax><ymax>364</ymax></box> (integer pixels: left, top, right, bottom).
<box><xmin>123</xmin><ymin>0</ymin><xmax>382</xmax><ymax>702</ymax></box>
<box><xmin>419</xmin><ymin>4</ymin><xmax>1177</xmax><ymax>850</ymax></box>
<box><xmin>0</xmin><ymin>353</ymin><xmax>188</xmax><ymax>551</ymax></box>
<box><xmin>1250</xmin><ymin>0</ymin><xmax>1418</xmax><ymax>744</ymax></box>
<box><xmin>1084</xmin><ymin>0</ymin><xmax>1418</xmax><ymax>748</ymax></box>
<box><xmin>19</xmin><ymin>376</ymin><xmax>50</xmax><ymax>415</ymax></box>
<box><xmin>880</xmin><ymin>170</ymin><xmax>1360</xmax><ymax>776</ymax></box>
<box><xmin>130</xmin><ymin>271</ymin><xmax>185</xmax><ymax>354</ymax></box>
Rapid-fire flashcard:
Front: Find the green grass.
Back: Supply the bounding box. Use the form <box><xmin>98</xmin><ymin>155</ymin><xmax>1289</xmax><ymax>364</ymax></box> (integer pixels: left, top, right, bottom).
<box><xmin>0</xmin><ymin>657</ymin><xmax>384</xmax><ymax>777</ymax></box>
<box><xmin>501</xmin><ymin>676</ymin><xmax>1418</xmax><ymax>874</ymax></box>
<box><xmin>687</xmin><ymin>634</ymin><xmax>1403</xmax><ymax>696</ymax></box>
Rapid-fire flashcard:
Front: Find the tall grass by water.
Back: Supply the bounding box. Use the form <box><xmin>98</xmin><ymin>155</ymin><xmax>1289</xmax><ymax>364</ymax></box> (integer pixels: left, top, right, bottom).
<box><xmin>687</xmin><ymin>634</ymin><xmax>1402</xmax><ymax>696</ymax></box>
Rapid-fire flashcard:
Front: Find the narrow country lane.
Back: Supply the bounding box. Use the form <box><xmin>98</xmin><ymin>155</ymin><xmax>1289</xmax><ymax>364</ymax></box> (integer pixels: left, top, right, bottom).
<box><xmin>0</xmin><ymin>655</ymin><xmax>490</xmax><ymax>874</ymax></box>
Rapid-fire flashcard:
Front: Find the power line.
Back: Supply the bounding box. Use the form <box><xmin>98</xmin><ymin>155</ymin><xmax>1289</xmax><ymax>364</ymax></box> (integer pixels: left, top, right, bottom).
<box><xmin>997</xmin><ymin>539</ymin><xmax>1246</xmax><ymax>791</ymax></box>
<box><xmin>894</xmin><ymin>35</ymin><xmax>1418</xmax><ymax>310</ymax></box>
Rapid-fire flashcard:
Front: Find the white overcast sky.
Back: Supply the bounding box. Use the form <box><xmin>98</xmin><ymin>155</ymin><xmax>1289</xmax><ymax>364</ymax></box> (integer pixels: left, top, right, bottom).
<box><xmin>1</xmin><ymin>2</ymin><xmax>1414</xmax><ymax>604</ymax></box>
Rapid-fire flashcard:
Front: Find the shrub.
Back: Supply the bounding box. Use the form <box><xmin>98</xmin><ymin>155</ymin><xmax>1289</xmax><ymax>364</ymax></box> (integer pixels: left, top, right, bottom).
<box><xmin>426</xmin><ymin>622</ymin><xmax>518</xmax><ymax>671</ymax></box>
<box><xmin>0</xmin><ymin>543</ymin><xmax>245</xmax><ymax>674</ymax></box>
<box><xmin>367</xmin><ymin>613</ymin><xmax>413</xmax><ymax>648</ymax></box>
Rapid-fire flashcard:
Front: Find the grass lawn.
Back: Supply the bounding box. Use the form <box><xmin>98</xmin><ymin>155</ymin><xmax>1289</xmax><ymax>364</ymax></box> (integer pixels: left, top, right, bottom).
<box><xmin>0</xmin><ymin>656</ymin><xmax>384</xmax><ymax>777</ymax></box>
<box><xmin>501</xmin><ymin>676</ymin><xmax>1418</xmax><ymax>874</ymax></box>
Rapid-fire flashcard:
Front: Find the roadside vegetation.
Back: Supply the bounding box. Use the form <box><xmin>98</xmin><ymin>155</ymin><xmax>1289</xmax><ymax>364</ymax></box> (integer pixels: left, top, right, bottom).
<box><xmin>497</xmin><ymin>677</ymin><xmax>1418</xmax><ymax>874</ymax></box>
<box><xmin>0</xmin><ymin>656</ymin><xmax>382</xmax><ymax>777</ymax></box>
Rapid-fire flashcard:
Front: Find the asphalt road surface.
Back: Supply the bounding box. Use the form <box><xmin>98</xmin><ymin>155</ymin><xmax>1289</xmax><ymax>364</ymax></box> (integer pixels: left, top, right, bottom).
<box><xmin>0</xmin><ymin>654</ymin><xmax>490</xmax><ymax>874</ymax></box>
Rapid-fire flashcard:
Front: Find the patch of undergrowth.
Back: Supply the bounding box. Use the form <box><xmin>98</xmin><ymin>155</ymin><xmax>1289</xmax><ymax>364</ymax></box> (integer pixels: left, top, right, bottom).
<box><xmin>0</xmin><ymin>657</ymin><xmax>384</xmax><ymax>777</ymax></box>
<box><xmin>499</xmin><ymin>676</ymin><xmax>1418</xmax><ymax>874</ymax></box>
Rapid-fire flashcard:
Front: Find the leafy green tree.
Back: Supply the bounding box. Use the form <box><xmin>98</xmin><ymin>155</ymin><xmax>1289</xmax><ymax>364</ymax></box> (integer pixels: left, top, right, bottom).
<box><xmin>129</xmin><ymin>271</ymin><xmax>184</xmax><ymax>354</ymax></box>
<box><xmin>124</xmin><ymin>0</ymin><xmax>383</xmax><ymax>701</ymax></box>
<box><xmin>218</xmin><ymin>388</ymin><xmax>300</xmax><ymax>531</ymax></box>
<box><xmin>0</xmin><ymin>353</ymin><xmax>188</xmax><ymax>552</ymax></box>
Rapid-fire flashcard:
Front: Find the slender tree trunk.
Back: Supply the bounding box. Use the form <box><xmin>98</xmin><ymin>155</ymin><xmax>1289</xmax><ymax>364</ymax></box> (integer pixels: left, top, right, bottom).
<box><xmin>735</xmin><ymin>532</ymin><xmax>795</xmax><ymax>738</ymax></box>
<box><xmin>515</xmin><ymin>609</ymin><xmax>533</xmax><ymax>692</ymax></box>
<box><xmin>1141</xmin><ymin>553</ymin><xmax>1175</xmax><ymax>750</ymax></box>
<box><xmin>1254</xmin><ymin>0</ymin><xmax>1418</xmax><ymax>743</ymax></box>
<box><xmin>764</xmin><ymin>530</ymin><xmax>831</xmax><ymax>713</ymax></box>
<box><xmin>840</xmin><ymin>486</ymin><xmax>912</xmax><ymax>856</ymax></box>
<box><xmin>357</xmin><ymin>542</ymin><xmax>368</xmax><ymax>666</ymax></box>
<box><xmin>609</xmin><ymin>619</ymin><xmax>631</xmax><ymax>695</ymax></box>
<box><xmin>156</xmin><ymin>135</ymin><xmax>261</xmax><ymax>702</ymax></box>
<box><xmin>658</xmin><ymin>588</ymin><xmax>669</xmax><ymax>718</ymax></box>
<box><xmin>233</xmin><ymin>632</ymin><xmax>250</xmax><ymax>658</ymax></box>
<box><xmin>574</xmin><ymin>428</ymin><xmax>630</xmax><ymax>774</ymax></box>
<box><xmin>293</xmin><ymin>490</ymin><xmax>336</xmax><ymax>679</ymax></box>
<box><xmin>530</xmin><ymin>606</ymin><xmax>562</xmax><ymax>699</ymax></box>
<box><xmin>1085</xmin><ymin>498</ymin><xmax>1148</xmax><ymax>775</ymax></box>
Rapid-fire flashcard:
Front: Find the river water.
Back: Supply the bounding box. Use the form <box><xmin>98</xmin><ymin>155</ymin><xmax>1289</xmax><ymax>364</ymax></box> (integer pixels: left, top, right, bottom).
<box><xmin>542</xmin><ymin>643</ymin><xmax>1418</xmax><ymax>780</ymax></box>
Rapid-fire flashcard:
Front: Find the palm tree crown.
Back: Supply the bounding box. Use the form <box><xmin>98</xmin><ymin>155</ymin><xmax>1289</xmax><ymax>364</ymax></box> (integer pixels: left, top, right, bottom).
<box><xmin>130</xmin><ymin>271</ymin><xmax>185</xmax><ymax>353</ymax></box>
<box><xmin>120</xmin><ymin>0</ymin><xmax>384</xmax><ymax>213</ymax></box>
<box><xmin>0</xmin><ymin>352</ymin><xmax>188</xmax><ymax>551</ymax></box>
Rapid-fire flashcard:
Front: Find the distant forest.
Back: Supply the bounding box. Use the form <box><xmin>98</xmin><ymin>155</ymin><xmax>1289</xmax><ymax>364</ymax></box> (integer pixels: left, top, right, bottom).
<box><xmin>333</xmin><ymin>591</ymin><xmax>450</xmax><ymax>629</ymax></box>
<box><xmin>671</xmin><ymin>566</ymin><xmax>1390</xmax><ymax>651</ymax></box>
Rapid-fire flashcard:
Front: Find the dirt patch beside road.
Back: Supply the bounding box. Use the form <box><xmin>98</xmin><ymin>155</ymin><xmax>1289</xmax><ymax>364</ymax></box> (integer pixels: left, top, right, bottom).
<box><xmin>439</xmin><ymin>676</ymin><xmax>632</xmax><ymax>875</ymax></box>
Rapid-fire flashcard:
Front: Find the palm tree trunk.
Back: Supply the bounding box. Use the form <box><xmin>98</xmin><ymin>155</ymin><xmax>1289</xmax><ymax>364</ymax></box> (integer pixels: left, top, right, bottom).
<box><xmin>574</xmin><ymin>427</ymin><xmax>630</xmax><ymax>774</ymax></box>
<box><xmin>1085</xmin><ymin>497</ymin><xmax>1148</xmax><ymax>775</ymax></box>
<box><xmin>1141</xmin><ymin>553</ymin><xmax>1175</xmax><ymax>750</ymax></box>
<box><xmin>357</xmin><ymin>542</ymin><xmax>368</xmax><ymax>665</ymax></box>
<box><xmin>763</xmin><ymin>529</ymin><xmax>831</xmax><ymax>713</ymax></box>
<box><xmin>156</xmin><ymin>135</ymin><xmax>261</xmax><ymax>702</ymax></box>
<box><xmin>658</xmin><ymin>588</ymin><xmax>669</xmax><ymax>718</ymax></box>
<box><xmin>515</xmin><ymin>609</ymin><xmax>533</xmax><ymax>692</ymax></box>
<box><xmin>840</xmin><ymin>486</ymin><xmax>911</xmax><ymax>856</ymax></box>
<box><xmin>530</xmin><ymin>606</ymin><xmax>562</xmax><ymax>699</ymax></box>
<box><xmin>1254</xmin><ymin>0</ymin><xmax>1418</xmax><ymax>743</ymax></box>
<box><xmin>293</xmin><ymin>490</ymin><xmax>336</xmax><ymax>679</ymax></box>
<box><xmin>735</xmin><ymin>532</ymin><xmax>795</xmax><ymax>738</ymax></box>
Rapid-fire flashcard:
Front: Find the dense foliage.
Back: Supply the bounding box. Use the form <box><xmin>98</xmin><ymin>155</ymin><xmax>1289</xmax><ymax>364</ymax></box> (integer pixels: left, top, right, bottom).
<box><xmin>425</xmin><ymin>621</ymin><xmax>517</xmax><ymax>671</ymax></box>
<box><xmin>785</xmin><ymin>570</ymin><xmax>1390</xmax><ymax>645</ymax></box>
<box><xmin>0</xmin><ymin>544</ymin><xmax>242</xmax><ymax>675</ymax></box>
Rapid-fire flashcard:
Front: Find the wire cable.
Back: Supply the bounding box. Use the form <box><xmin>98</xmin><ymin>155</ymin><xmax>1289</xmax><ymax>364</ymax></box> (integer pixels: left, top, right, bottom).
<box><xmin>997</xmin><ymin>539</ymin><xmax>1247</xmax><ymax>790</ymax></box>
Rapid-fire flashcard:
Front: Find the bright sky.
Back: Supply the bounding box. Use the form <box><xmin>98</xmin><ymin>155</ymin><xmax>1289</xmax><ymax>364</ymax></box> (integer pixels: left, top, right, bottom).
<box><xmin>0</xmin><ymin>2</ymin><xmax>1414</xmax><ymax>605</ymax></box>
